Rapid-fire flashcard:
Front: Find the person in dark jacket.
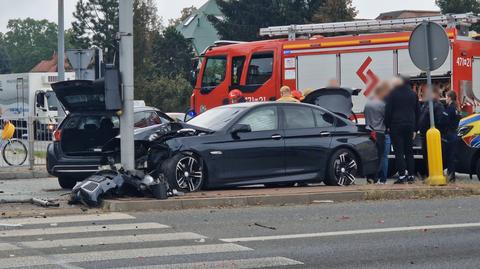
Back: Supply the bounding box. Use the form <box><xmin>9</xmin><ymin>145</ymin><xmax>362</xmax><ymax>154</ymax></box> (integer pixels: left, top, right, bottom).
<box><xmin>385</xmin><ymin>77</ymin><xmax>420</xmax><ymax>184</ymax></box>
<box><xmin>444</xmin><ymin>91</ymin><xmax>461</xmax><ymax>182</ymax></box>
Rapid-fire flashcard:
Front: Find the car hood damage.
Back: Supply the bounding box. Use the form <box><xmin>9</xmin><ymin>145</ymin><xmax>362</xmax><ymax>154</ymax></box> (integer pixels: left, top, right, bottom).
<box><xmin>70</xmin><ymin>122</ymin><xmax>211</xmax><ymax>207</ymax></box>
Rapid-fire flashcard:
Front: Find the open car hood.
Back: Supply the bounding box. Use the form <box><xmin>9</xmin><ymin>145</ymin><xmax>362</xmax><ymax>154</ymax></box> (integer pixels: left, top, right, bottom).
<box><xmin>51</xmin><ymin>80</ymin><xmax>106</xmax><ymax>112</ymax></box>
<box><xmin>303</xmin><ymin>87</ymin><xmax>360</xmax><ymax>119</ymax></box>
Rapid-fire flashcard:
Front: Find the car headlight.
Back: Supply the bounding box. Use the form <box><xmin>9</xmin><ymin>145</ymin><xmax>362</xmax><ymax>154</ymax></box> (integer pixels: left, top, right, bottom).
<box><xmin>457</xmin><ymin>125</ymin><xmax>473</xmax><ymax>137</ymax></box>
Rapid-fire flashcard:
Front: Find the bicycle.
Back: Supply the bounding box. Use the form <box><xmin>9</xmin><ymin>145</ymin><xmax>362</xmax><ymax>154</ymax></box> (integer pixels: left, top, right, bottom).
<box><xmin>1</xmin><ymin>121</ymin><xmax>28</xmax><ymax>166</ymax></box>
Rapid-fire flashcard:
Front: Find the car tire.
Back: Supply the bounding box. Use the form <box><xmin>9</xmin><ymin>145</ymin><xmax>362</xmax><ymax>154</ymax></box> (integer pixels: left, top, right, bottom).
<box><xmin>325</xmin><ymin>148</ymin><xmax>359</xmax><ymax>186</ymax></box>
<box><xmin>164</xmin><ymin>153</ymin><xmax>204</xmax><ymax>192</ymax></box>
<box><xmin>58</xmin><ymin>177</ymin><xmax>77</xmax><ymax>189</ymax></box>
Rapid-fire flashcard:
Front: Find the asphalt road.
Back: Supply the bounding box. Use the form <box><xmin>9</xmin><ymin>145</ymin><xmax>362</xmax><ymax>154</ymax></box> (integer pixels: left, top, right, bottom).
<box><xmin>0</xmin><ymin>197</ymin><xmax>479</xmax><ymax>268</ymax></box>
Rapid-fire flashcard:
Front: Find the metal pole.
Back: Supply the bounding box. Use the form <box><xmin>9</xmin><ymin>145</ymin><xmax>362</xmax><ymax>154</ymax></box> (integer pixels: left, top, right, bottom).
<box><xmin>57</xmin><ymin>0</ymin><xmax>66</xmax><ymax>118</ymax></box>
<box><xmin>119</xmin><ymin>0</ymin><xmax>135</xmax><ymax>171</ymax></box>
<box><xmin>27</xmin><ymin>116</ymin><xmax>35</xmax><ymax>170</ymax></box>
<box><xmin>423</xmin><ymin>22</ymin><xmax>435</xmax><ymax>128</ymax></box>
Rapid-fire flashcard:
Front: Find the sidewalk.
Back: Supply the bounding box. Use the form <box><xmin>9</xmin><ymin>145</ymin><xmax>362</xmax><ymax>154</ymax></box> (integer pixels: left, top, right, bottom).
<box><xmin>103</xmin><ymin>182</ymin><xmax>480</xmax><ymax>212</ymax></box>
<box><xmin>0</xmin><ymin>166</ymin><xmax>51</xmax><ymax>180</ymax></box>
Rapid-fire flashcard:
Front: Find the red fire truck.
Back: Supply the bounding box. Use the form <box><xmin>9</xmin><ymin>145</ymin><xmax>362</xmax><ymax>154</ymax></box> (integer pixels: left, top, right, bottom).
<box><xmin>190</xmin><ymin>13</ymin><xmax>480</xmax><ymax>115</ymax></box>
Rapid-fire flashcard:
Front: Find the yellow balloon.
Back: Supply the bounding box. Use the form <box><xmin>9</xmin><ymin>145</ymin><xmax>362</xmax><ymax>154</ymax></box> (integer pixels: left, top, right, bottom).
<box><xmin>2</xmin><ymin>122</ymin><xmax>15</xmax><ymax>140</ymax></box>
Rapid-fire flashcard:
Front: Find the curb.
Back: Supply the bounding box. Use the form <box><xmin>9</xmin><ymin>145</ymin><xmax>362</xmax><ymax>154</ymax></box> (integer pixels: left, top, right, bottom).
<box><xmin>0</xmin><ymin>171</ymin><xmax>52</xmax><ymax>180</ymax></box>
<box><xmin>102</xmin><ymin>187</ymin><xmax>480</xmax><ymax>212</ymax></box>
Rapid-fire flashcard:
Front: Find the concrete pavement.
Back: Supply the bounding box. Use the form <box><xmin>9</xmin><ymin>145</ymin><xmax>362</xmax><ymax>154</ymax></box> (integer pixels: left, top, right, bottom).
<box><xmin>0</xmin><ymin>197</ymin><xmax>479</xmax><ymax>268</ymax></box>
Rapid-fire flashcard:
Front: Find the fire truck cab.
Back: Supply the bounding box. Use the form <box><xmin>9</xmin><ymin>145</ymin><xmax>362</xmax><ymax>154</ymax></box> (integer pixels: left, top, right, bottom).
<box><xmin>190</xmin><ymin>13</ymin><xmax>480</xmax><ymax>116</ymax></box>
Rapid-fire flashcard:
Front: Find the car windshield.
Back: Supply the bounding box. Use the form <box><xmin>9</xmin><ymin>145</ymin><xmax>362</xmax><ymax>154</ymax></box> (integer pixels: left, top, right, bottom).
<box><xmin>188</xmin><ymin>107</ymin><xmax>245</xmax><ymax>131</ymax></box>
<box><xmin>45</xmin><ymin>91</ymin><xmax>60</xmax><ymax>111</ymax></box>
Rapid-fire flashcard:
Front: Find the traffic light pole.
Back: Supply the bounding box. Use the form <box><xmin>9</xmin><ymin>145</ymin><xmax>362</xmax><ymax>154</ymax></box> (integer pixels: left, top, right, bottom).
<box><xmin>119</xmin><ymin>0</ymin><xmax>135</xmax><ymax>171</ymax></box>
<box><xmin>57</xmin><ymin>0</ymin><xmax>66</xmax><ymax>118</ymax></box>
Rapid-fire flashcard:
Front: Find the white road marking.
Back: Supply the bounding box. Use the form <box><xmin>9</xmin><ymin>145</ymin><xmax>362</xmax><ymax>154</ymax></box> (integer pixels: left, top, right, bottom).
<box><xmin>221</xmin><ymin>222</ymin><xmax>480</xmax><ymax>242</ymax></box>
<box><xmin>116</xmin><ymin>257</ymin><xmax>303</xmax><ymax>269</ymax></box>
<box><xmin>0</xmin><ymin>213</ymin><xmax>135</xmax><ymax>225</ymax></box>
<box><xmin>20</xmin><ymin>232</ymin><xmax>207</xmax><ymax>248</ymax></box>
<box><xmin>0</xmin><ymin>244</ymin><xmax>252</xmax><ymax>268</ymax></box>
<box><xmin>0</xmin><ymin>222</ymin><xmax>168</xmax><ymax>237</ymax></box>
<box><xmin>0</xmin><ymin>243</ymin><xmax>19</xmax><ymax>251</ymax></box>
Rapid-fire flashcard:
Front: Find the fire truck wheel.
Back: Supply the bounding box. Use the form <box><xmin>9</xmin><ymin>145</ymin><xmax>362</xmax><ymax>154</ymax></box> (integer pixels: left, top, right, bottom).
<box><xmin>58</xmin><ymin>177</ymin><xmax>78</xmax><ymax>189</ymax></box>
<box><xmin>325</xmin><ymin>149</ymin><xmax>358</xmax><ymax>186</ymax></box>
<box><xmin>164</xmin><ymin>153</ymin><xmax>204</xmax><ymax>192</ymax></box>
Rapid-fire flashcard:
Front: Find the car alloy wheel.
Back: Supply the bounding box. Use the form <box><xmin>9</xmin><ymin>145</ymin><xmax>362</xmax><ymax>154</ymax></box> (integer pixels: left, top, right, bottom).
<box><xmin>175</xmin><ymin>156</ymin><xmax>203</xmax><ymax>192</ymax></box>
<box><xmin>333</xmin><ymin>152</ymin><xmax>358</xmax><ymax>186</ymax></box>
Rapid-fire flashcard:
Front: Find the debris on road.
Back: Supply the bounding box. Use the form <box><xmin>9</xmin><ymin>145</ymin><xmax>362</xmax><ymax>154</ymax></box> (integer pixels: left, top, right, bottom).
<box><xmin>0</xmin><ymin>198</ymin><xmax>59</xmax><ymax>207</ymax></box>
<box><xmin>70</xmin><ymin>167</ymin><xmax>169</xmax><ymax>207</ymax></box>
<box><xmin>254</xmin><ymin>222</ymin><xmax>277</xmax><ymax>230</ymax></box>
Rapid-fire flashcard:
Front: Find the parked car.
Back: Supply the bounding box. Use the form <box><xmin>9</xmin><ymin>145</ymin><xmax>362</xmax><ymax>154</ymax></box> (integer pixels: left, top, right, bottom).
<box><xmin>455</xmin><ymin>113</ymin><xmax>480</xmax><ymax>179</ymax></box>
<box><xmin>121</xmin><ymin>102</ymin><xmax>377</xmax><ymax>192</ymax></box>
<box><xmin>47</xmin><ymin>80</ymin><xmax>173</xmax><ymax>189</ymax></box>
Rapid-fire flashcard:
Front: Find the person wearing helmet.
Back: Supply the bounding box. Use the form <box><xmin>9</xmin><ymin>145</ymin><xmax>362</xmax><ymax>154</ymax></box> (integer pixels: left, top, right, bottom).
<box><xmin>228</xmin><ymin>89</ymin><xmax>246</xmax><ymax>104</ymax></box>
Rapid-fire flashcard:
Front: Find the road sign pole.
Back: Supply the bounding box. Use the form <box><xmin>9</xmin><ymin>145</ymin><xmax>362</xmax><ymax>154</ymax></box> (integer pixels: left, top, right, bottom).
<box><xmin>119</xmin><ymin>0</ymin><xmax>135</xmax><ymax>171</ymax></box>
<box><xmin>421</xmin><ymin>22</ymin><xmax>446</xmax><ymax>186</ymax></box>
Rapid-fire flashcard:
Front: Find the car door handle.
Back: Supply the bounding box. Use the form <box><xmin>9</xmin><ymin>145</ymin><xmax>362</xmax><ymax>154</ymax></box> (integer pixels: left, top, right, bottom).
<box><xmin>271</xmin><ymin>134</ymin><xmax>283</xmax><ymax>140</ymax></box>
<box><xmin>320</xmin><ymin>131</ymin><xmax>331</xmax><ymax>136</ymax></box>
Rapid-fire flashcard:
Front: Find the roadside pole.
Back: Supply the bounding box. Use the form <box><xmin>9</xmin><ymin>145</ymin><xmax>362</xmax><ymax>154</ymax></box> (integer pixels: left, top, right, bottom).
<box><xmin>57</xmin><ymin>0</ymin><xmax>66</xmax><ymax>118</ymax></box>
<box><xmin>119</xmin><ymin>0</ymin><xmax>135</xmax><ymax>171</ymax></box>
<box><xmin>409</xmin><ymin>21</ymin><xmax>449</xmax><ymax>186</ymax></box>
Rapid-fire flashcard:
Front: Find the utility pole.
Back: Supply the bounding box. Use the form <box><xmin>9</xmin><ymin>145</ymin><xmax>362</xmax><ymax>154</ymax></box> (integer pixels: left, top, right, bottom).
<box><xmin>57</xmin><ymin>0</ymin><xmax>66</xmax><ymax>118</ymax></box>
<box><xmin>119</xmin><ymin>0</ymin><xmax>135</xmax><ymax>171</ymax></box>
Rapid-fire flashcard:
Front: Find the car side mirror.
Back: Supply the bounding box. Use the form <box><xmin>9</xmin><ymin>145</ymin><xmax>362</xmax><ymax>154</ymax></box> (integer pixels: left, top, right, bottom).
<box><xmin>231</xmin><ymin>124</ymin><xmax>251</xmax><ymax>136</ymax></box>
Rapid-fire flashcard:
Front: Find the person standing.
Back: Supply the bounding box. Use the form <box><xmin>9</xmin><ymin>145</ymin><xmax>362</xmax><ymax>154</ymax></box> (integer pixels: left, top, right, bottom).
<box><xmin>365</xmin><ymin>81</ymin><xmax>391</xmax><ymax>184</ymax></box>
<box><xmin>385</xmin><ymin>77</ymin><xmax>420</xmax><ymax>184</ymax></box>
<box><xmin>444</xmin><ymin>91</ymin><xmax>461</xmax><ymax>182</ymax></box>
<box><xmin>277</xmin><ymin>86</ymin><xmax>300</xmax><ymax>103</ymax></box>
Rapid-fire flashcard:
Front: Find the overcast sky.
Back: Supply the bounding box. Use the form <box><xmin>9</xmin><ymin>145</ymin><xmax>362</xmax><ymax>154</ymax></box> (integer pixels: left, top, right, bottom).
<box><xmin>0</xmin><ymin>0</ymin><xmax>440</xmax><ymax>33</ymax></box>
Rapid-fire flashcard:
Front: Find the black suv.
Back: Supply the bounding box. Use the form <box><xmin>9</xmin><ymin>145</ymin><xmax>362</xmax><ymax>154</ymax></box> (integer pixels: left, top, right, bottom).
<box><xmin>47</xmin><ymin>80</ymin><xmax>173</xmax><ymax>188</ymax></box>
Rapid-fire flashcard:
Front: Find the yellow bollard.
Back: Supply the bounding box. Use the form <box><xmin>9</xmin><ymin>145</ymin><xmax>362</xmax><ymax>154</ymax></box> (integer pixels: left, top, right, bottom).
<box><xmin>426</xmin><ymin>127</ymin><xmax>446</xmax><ymax>186</ymax></box>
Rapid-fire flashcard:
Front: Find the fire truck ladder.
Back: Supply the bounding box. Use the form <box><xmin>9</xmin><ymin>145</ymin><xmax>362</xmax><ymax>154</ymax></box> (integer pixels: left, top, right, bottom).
<box><xmin>259</xmin><ymin>13</ymin><xmax>479</xmax><ymax>40</ymax></box>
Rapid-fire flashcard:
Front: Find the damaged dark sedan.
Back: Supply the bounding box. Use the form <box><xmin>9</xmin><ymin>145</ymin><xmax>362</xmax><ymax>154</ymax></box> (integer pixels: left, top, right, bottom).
<box><xmin>106</xmin><ymin>101</ymin><xmax>378</xmax><ymax>192</ymax></box>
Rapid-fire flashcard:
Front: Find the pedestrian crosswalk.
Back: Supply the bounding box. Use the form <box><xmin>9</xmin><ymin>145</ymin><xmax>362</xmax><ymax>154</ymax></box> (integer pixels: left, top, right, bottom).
<box><xmin>0</xmin><ymin>213</ymin><xmax>303</xmax><ymax>268</ymax></box>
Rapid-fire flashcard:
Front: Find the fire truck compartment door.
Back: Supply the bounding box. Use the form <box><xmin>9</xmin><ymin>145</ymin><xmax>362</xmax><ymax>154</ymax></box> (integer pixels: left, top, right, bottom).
<box><xmin>340</xmin><ymin>51</ymin><xmax>394</xmax><ymax>113</ymax></box>
<box><xmin>297</xmin><ymin>54</ymin><xmax>337</xmax><ymax>92</ymax></box>
<box><xmin>472</xmin><ymin>57</ymin><xmax>480</xmax><ymax>102</ymax></box>
<box><xmin>398</xmin><ymin>48</ymin><xmax>451</xmax><ymax>77</ymax></box>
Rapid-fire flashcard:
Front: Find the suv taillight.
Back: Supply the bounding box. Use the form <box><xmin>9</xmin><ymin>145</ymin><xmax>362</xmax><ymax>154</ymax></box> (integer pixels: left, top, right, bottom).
<box><xmin>53</xmin><ymin>129</ymin><xmax>62</xmax><ymax>142</ymax></box>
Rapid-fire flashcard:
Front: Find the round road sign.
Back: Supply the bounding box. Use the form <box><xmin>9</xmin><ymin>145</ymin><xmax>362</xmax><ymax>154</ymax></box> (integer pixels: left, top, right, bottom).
<box><xmin>409</xmin><ymin>21</ymin><xmax>450</xmax><ymax>71</ymax></box>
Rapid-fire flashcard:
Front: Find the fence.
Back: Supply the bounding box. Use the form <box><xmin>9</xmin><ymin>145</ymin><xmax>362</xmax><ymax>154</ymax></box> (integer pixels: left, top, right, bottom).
<box><xmin>0</xmin><ymin>116</ymin><xmax>60</xmax><ymax>169</ymax></box>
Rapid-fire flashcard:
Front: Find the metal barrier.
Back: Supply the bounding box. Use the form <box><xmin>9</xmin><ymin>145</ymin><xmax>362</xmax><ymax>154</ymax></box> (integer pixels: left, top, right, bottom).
<box><xmin>0</xmin><ymin>116</ymin><xmax>61</xmax><ymax>168</ymax></box>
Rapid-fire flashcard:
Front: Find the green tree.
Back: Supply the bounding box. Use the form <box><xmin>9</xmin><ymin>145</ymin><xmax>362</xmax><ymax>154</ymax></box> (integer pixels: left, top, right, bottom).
<box><xmin>208</xmin><ymin>0</ymin><xmax>356</xmax><ymax>41</ymax></box>
<box><xmin>436</xmin><ymin>0</ymin><xmax>480</xmax><ymax>31</ymax></box>
<box><xmin>3</xmin><ymin>18</ymin><xmax>57</xmax><ymax>72</ymax></box>
<box><xmin>134</xmin><ymin>0</ymin><xmax>162</xmax><ymax>79</ymax></box>
<box><xmin>152</xmin><ymin>26</ymin><xmax>194</xmax><ymax>79</ymax></box>
<box><xmin>71</xmin><ymin>0</ymin><xmax>119</xmax><ymax>63</ymax></box>
<box><xmin>139</xmin><ymin>76</ymin><xmax>192</xmax><ymax>112</ymax></box>
<box><xmin>0</xmin><ymin>45</ymin><xmax>11</xmax><ymax>74</ymax></box>
<box><xmin>436</xmin><ymin>0</ymin><xmax>480</xmax><ymax>14</ymax></box>
<box><xmin>311</xmin><ymin>0</ymin><xmax>357</xmax><ymax>23</ymax></box>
